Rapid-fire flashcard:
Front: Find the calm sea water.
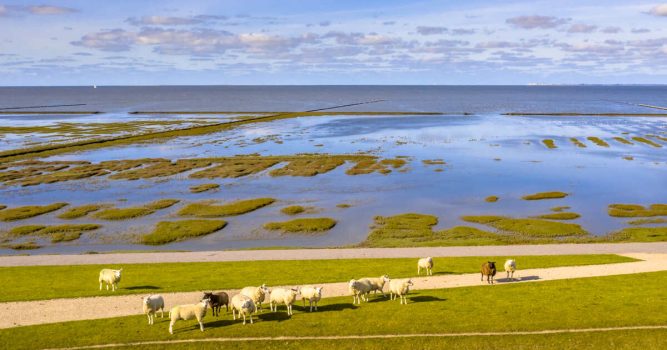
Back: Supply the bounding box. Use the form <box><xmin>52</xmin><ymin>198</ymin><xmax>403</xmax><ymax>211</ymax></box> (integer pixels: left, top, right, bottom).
<box><xmin>1</xmin><ymin>85</ymin><xmax>666</xmax><ymax>114</ymax></box>
<box><xmin>0</xmin><ymin>86</ymin><xmax>665</xmax><ymax>255</ymax></box>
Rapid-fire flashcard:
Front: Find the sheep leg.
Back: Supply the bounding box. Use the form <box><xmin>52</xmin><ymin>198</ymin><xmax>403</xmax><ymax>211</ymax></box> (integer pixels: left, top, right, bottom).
<box><xmin>198</xmin><ymin>317</ymin><xmax>204</xmax><ymax>332</ymax></box>
<box><xmin>99</xmin><ymin>282</ymin><xmax>102</xmax><ymax>291</ymax></box>
<box><xmin>169</xmin><ymin>321</ymin><xmax>174</xmax><ymax>334</ymax></box>
<box><xmin>160</xmin><ymin>308</ymin><xmax>164</xmax><ymax>318</ymax></box>
<box><xmin>418</xmin><ymin>267</ymin><xmax>421</xmax><ymax>275</ymax></box>
<box><xmin>232</xmin><ymin>308</ymin><xmax>237</xmax><ymax>320</ymax></box>
<box><xmin>242</xmin><ymin>314</ymin><xmax>246</xmax><ymax>325</ymax></box>
<box><xmin>249</xmin><ymin>314</ymin><xmax>253</xmax><ymax>324</ymax></box>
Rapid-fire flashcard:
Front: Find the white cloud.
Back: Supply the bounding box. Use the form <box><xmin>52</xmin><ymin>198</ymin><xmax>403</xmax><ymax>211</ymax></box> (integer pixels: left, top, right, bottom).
<box><xmin>27</xmin><ymin>5</ymin><xmax>77</xmax><ymax>15</ymax></box>
<box><xmin>567</xmin><ymin>24</ymin><xmax>597</xmax><ymax>33</ymax></box>
<box><xmin>506</xmin><ymin>15</ymin><xmax>570</xmax><ymax>29</ymax></box>
<box><xmin>649</xmin><ymin>4</ymin><xmax>667</xmax><ymax>16</ymax></box>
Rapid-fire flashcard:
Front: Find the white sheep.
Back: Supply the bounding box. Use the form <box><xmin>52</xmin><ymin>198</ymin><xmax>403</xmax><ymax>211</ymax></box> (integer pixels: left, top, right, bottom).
<box><xmin>142</xmin><ymin>295</ymin><xmax>165</xmax><ymax>325</ymax></box>
<box><xmin>240</xmin><ymin>284</ymin><xmax>270</xmax><ymax>312</ymax></box>
<box><xmin>504</xmin><ymin>259</ymin><xmax>517</xmax><ymax>280</ymax></box>
<box><xmin>299</xmin><ymin>286</ymin><xmax>323</xmax><ymax>312</ymax></box>
<box><xmin>98</xmin><ymin>268</ymin><xmax>122</xmax><ymax>291</ymax></box>
<box><xmin>231</xmin><ymin>294</ymin><xmax>256</xmax><ymax>325</ymax></box>
<box><xmin>418</xmin><ymin>257</ymin><xmax>433</xmax><ymax>276</ymax></box>
<box><xmin>269</xmin><ymin>287</ymin><xmax>300</xmax><ymax>316</ymax></box>
<box><xmin>348</xmin><ymin>279</ymin><xmax>372</xmax><ymax>305</ymax></box>
<box><xmin>168</xmin><ymin>298</ymin><xmax>210</xmax><ymax>334</ymax></box>
<box><xmin>359</xmin><ymin>275</ymin><xmax>390</xmax><ymax>297</ymax></box>
<box><xmin>389</xmin><ymin>278</ymin><xmax>414</xmax><ymax>305</ymax></box>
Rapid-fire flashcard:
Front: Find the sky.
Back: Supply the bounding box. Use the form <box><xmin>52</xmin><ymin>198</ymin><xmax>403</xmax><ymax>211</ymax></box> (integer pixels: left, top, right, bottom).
<box><xmin>1</xmin><ymin>0</ymin><xmax>667</xmax><ymax>85</ymax></box>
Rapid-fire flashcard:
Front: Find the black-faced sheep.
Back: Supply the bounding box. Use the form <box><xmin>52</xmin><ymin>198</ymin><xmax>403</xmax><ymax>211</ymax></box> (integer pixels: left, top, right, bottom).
<box><xmin>203</xmin><ymin>291</ymin><xmax>229</xmax><ymax>316</ymax></box>
<box><xmin>481</xmin><ymin>261</ymin><xmax>497</xmax><ymax>284</ymax></box>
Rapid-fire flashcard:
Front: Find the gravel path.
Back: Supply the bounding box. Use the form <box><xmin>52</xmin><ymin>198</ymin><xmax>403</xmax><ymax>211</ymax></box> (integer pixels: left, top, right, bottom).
<box><xmin>1</xmin><ymin>252</ymin><xmax>665</xmax><ymax>329</ymax></box>
<box><xmin>2</xmin><ymin>242</ymin><xmax>667</xmax><ymax>266</ymax></box>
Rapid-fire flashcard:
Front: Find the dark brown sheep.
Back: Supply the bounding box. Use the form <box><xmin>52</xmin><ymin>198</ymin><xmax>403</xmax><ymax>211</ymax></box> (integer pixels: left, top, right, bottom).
<box><xmin>481</xmin><ymin>261</ymin><xmax>497</xmax><ymax>284</ymax></box>
<box><xmin>203</xmin><ymin>291</ymin><xmax>229</xmax><ymax>316</ymax></box>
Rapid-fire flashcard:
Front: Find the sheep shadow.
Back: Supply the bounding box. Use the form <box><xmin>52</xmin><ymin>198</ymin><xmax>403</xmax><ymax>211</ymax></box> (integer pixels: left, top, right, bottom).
<box><xmin>309</xmin><ymin>303</ymin><xmax>358</xmax><ymax>312</ymax></box>
<box><xmin>125</xmin><ymin>285</ymin><xmax>161</xmax><ymax>290</ymax></box>
<box><xmin>257</xmin><ymin>311</ymin><xmax>291</xmax><ymax>322</ymax></box>
<box><xmin>409</xmin><ymin>295</ymin><xmax>447</xmax><ymax>303</ymax></box>
<box><xmin>497</xmin><ymin>275</ymin><xmax>540</xmax><ymax>283</ymax></box>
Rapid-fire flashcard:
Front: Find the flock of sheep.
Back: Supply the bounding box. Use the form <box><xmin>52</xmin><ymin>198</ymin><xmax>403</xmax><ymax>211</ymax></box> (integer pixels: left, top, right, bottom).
<box><xmin>98</xmin><ymin>257</ymin><xmax>518</xmax><ymax>334</ymax></box>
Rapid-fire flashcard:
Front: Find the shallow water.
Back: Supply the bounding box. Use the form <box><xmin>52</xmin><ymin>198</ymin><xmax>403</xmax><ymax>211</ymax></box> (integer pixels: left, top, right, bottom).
<box><xmin>1</xmin><ymin>86</ymin><xmax>666</xmax><ymax>254</ymax></box>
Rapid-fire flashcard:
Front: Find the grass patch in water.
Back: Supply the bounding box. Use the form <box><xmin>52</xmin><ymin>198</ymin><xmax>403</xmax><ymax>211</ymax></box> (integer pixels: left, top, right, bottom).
<box><xmin>8</xmin><ymin>225</ymin><xmax>46</xmax><ymax>236</ymax></box>
<box><xmin>7</xmin><ymin>224</ymin><xmax>100</xmax><ymax>243</ymax></box>
<box><xmin>145</xmin><ymin>199</ymin><xmax>180</xmax><ymax>210</ymax></box>
<box><xmin>610</xmin><ymin>227</ymin><xmax>667</xmax><ymax>242</ymax></box>
<box><xmin>613</xmin><ymin>137</ymin><xmax>633</xmax><ymax>145</ymax></box>
<box><xmin>14</xmin><ymin>165</ymin><xmax>108</xmax><ymax>187</ymax></box>
<box><xmin>522</xmin><ymin>191</ymin><xmax>568</xmax><ymax>200</ymax></box>
<box><xmin>140</xmin><ymin>220</ymin><xmax>227</xmax><ymax>245</ymax></box>
<box><xmin>627</xmin><ymin>218</ymin><xmax>667</xmax><ymax>225</ymax></box>
<box><xmin>632</xmin><ymin>136</ymin><xmax>662</xmax><ymax>148</ymax></box>
<box><xmin>461</xmin><ymin>216</ymin><xmax>588</xmax><ymax>237</ymax></box>
<box><xmin>263</xmin><ymin>218</ymin><xmax>336</xmax><ymax>233</ymax></box>
<box><xmin>281</xmin><ymin>205</ymin><xmax>306</xmax><ymax>215</ymax></box>
<box><xmin>533</xmin><ymin>212</ymin><xmax>581</xmax><ymax>220</ymax></box>
<box><xmin>94</xmin><ymin>207</ymin><xmax>153</xmax><ymax>220</ymax></box>
<box><xmin>422</xmin><ymin>159</ymin><xmax>446</xmax><ymax>165</ymax></box>
<box><xmin>0</xmin><ymin>202</ymin><xmax>68</xmax><ymax>222</ymax></box>
<box><xmin>485</xmin><ymin>196</ymin><xmax>499</xmax><ymax>203</ymax></box>
<box><xmin>336</xmin><ymin>203</ymin><xmax>352</xmax><ymax>208</ymax></box>
<box><xmin>608</xmin><ymin>204</ymin><xmax>667</xmax><ymax>218</ymax></box>
<box><xmin>569</xmin><ymin>138</ymin><xmax>587</xmax><ymax>148</ymax></box>
<box><xmin>57</xmin><ymin>204</ymin><xmax>103</xmax><ymax>219</ymax></box>
<box><xmin>270</xmin><ymin>158</ymin><xmax>345</xmax><ymax>177</ymax></box>
<box><xmin>587</xmin><ymin>137</ymin><xmax>609</xmax><ymax>147</ymax></box>
<box><xmin>190</xmin><ymin>159</ymin><xmax>279</xmax><ymax>178</ymax></box>
<box><xmin>346</xmin><ymin>158</ymin><xmax>407</xmax><ymax>175</ymax></box>
<box><xmin>94</xmin><ymin>199</ymin><xmax>179</xmax><ymax>220</ymax></box>
<box><xmin>3</xmin><ymin>241</ymin><xmax>41</xmax><ymax>250</ymax></box>
<box><xmin>110</xmin><ymin>159</ymin><xmax>211</xmax><ymax>180</ymax></box>
<box><xmin>542</xmin><ymin>139</ymin><xmax>557</xmax><ymax>149</ymax></box>
<box><xmin>179</xmin><ymin>198</ymin><xmax>275</xmax><ymax>217</ymax></box>
<box><xmin>550</xmin><ymin>206</ymin><xmax>571</xmax><ymax>212</ymax></box>
<box><xmin>189</xmin><ymin>183</ymin><xmax>220</xmax><ymax>193</ymax></box>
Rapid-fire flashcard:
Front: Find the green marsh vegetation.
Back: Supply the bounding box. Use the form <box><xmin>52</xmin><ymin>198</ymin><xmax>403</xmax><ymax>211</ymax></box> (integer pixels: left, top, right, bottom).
<box><xmin>610</xmin><ymin>227</ymin><xmax>667</xmax><ymax>242</ymax></box>
<box><xmin>627</xmin><ymin>218</ymin><xmax>667</xmax><ymax>225</ymax></box>
<box><xmin>522</xmin><ymin>191</ymin><xmax>569</xmax><ymax>200</ymax></box>
<box><xmin>2</xmin><ymin>270</ymin><xmax>663</xmax><ymax>350</ymax></box>
<box><xmin>632</xmin><ymin>136</ymin><xmax>662</xmax><ymax>148</ymax></box>
<box><xmin>189</xmin><ymin>183</ymin><xmax>220</xmax><ymax>193</ymax></box>
<box><xmin>0</xmin><ymin>254</ymin><xmax>635</xmax><ymax>302</ymax></box>
<box><xmin>281</xmin><ymin>205</ymin><xmax>306</xmax><ymax>215</ymax></box>
<box><xmin>533</xmin><ymin>212</ymin><xmax>581</xmax><ymax>220</ymax></box>
<box><xmin>587</xmin><ymin>137</ymin><xmax>610</xmax><ymax>147</ymax></box>
<box><xmin>94</xmin><ymin>199</ymin><xmax>179</xmax><ymax>220</ymax></box>
<box><xmin>0</xmin><ymin>155</ymin><xmax>394</xmax><ymax>187</ymax></box>
<box><xmin>7</xmin><ymin>224</ymin><xmax>100</xmax><ymax>243</ymax></box>
<box><xmin>485</xmin><ymin>196</ymin><xmax>499</xmax><ymax>203</ymax></box>
<box><xmin>542</xmin><ymin>139</ymin><xmax>557</xmax><ymax>149</ymax></box>
<box><xmin>608</xmin><ymin>204</ymin><xmax>667</xmax><ymax>217</ymax></box>
<box><xmin>613</xmin><ymin>137</ymin><xmax>633</xmax><ymax>145</ymax></box>
<box><xmin>422</xmin><ymin>159</ymin><xmax>446</xmax><ymax>165</ymax></box>
<box><xmin>336</xmin><ymin>203</ymin><xmax>352</xmax><ymax>208</ymax></box>
<box><xmin>346</xmin><ymin>158</ymin><xmax>407</xmax><ymax>175</ymax></box>
<box><xmin>461</xmin><ymin>216</ymin><xmax>588</xmax><ymax>237</ymax></box>
<box><xmin>178</xmin><ymin>198</ymin><xmax>275</xmax><ymax>217</ymax></box>
<box><xmin>0</xmin><ymin>202</ymin><xmax>68</xmax><ymax>221</ymax></box>
<box><xmin>263</xmin><ymin>218</ymin><xmax>336</xmax><ymax>233</ymax></box>
<box><xmin>570</xmin><ymin>137</ymin><xmax>587</xmax><ymax>148</ymax></box>
<box><xmin>57</xmin><ymin>204</ymin><xmax>104</xmax><ymax>219</ymax></box>
<box><xmin>3</xmin><ymin>241</ymin><xmax>40</xmax><ymax>250</ymax></box>
<box><xmin>140</xmin><ymin>220</ymin><xmax>227</xmax><ymax>245</ymax></box>
<box><xmin>269</xmin><ymin>158</ymin><xmax>345</xmax><ymax>177</ymax></box>
<box><xmin>550</xmin><ymin>206</ymin><xmax>571</xmax><ymax>212</ymax></box>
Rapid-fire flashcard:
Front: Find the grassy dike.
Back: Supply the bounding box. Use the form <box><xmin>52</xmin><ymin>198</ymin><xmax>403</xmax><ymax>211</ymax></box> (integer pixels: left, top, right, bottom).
<box><xmin>0</xmin><ymin>255</ymin><xmax>635</xmax><ymax>303</ymax></box>
<box><xmin>1</xmin><ymin>271</ymin><xmax>665</xmax><ymax>350</ymax></box>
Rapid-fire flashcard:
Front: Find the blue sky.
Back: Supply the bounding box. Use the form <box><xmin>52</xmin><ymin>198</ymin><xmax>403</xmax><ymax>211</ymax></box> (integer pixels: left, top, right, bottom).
<box><xmin>1</xmin><ymin>0</ymin><xmax>666</xmax><ymax>85</ymax></box>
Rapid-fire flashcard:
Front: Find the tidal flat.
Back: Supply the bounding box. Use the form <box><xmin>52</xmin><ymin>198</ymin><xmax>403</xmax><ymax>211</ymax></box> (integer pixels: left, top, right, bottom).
<box><xmin>0</xmin><ymin>86</ymin><xmax>666</xmax><ymax>254</ymax></box>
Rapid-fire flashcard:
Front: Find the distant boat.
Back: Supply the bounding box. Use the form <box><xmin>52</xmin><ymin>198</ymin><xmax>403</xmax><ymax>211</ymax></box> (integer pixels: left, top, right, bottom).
<box><xmin>93</xmin><ymin>85</ymin><xmax>97</xmax><ymax>89</ymax></box>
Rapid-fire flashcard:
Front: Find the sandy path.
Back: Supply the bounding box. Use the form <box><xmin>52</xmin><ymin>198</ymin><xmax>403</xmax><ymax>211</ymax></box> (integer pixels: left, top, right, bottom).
<box><xmin>1</xmin><ymin>253</ymin><xmax>665</xmax><ymax>329</ymax></box>
<box><xmin>2</xmin><ymin>242</ymin><xmax>667</xmax><ymax>267</ymax></box>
